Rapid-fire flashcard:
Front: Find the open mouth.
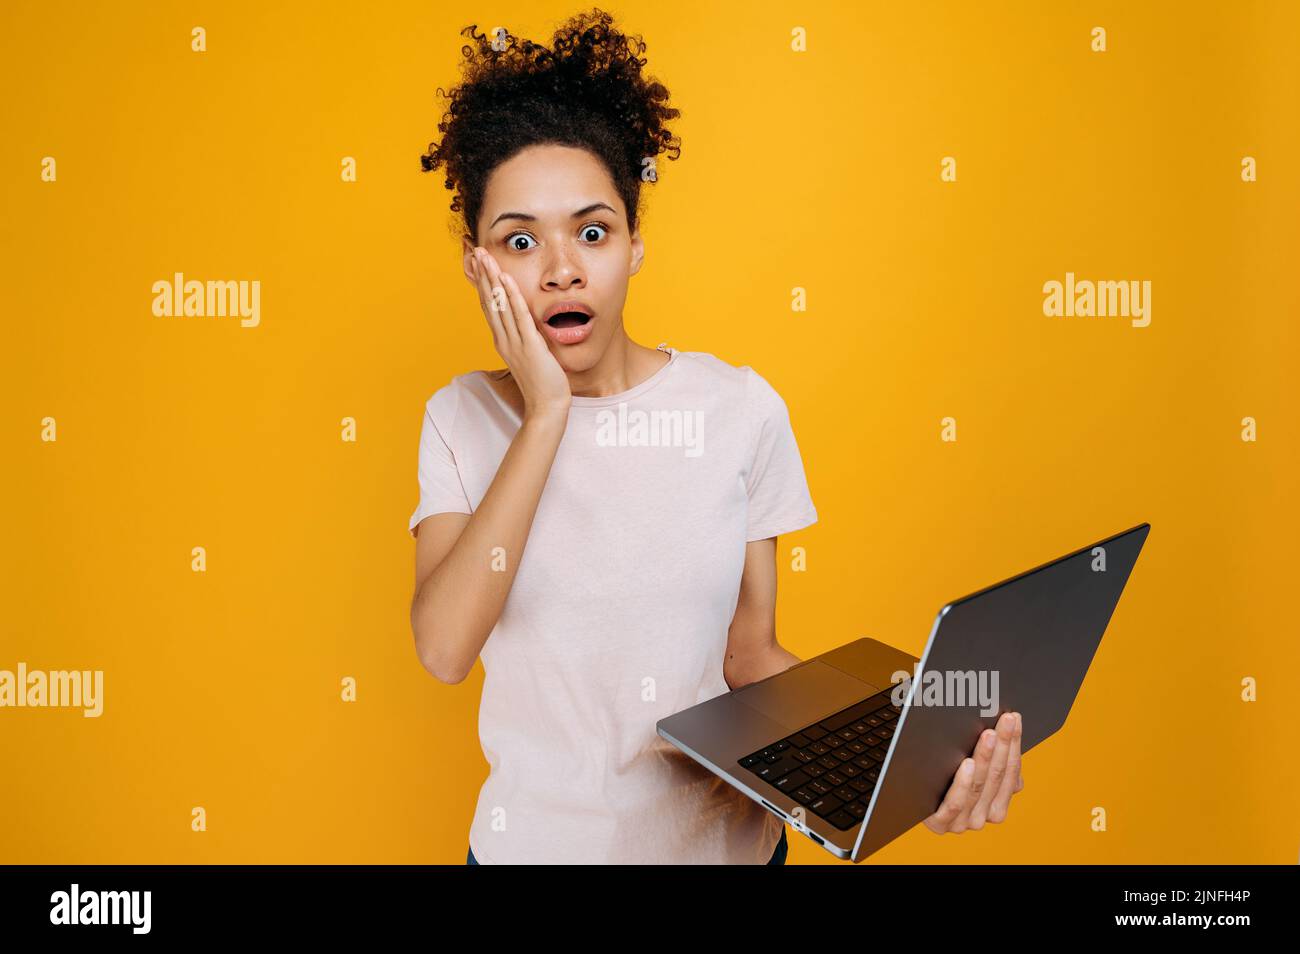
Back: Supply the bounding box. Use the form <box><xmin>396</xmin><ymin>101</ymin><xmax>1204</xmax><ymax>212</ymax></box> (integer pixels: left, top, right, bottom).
<box><xmin>545</xmin><ymin>312</ymin><xmax>592</xmax><ymax>328</ymax></box>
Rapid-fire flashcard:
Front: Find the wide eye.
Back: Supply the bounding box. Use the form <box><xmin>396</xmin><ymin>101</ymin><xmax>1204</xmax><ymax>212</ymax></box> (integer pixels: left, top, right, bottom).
<box><xmin>580</xmin><ymin>223</ymin><xmax>609</xmax><ymax>243</ymax></box>
<box><xmin>506</xmin><ymin>232</ymin><xmax>538</xmax><ymax>252</ymax></box>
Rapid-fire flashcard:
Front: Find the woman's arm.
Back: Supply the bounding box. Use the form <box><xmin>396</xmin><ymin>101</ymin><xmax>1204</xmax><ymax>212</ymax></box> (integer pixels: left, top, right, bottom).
<box><xmin>411</xmin><ymin>409</ymin><xmax>567</xmax><ymax>683</ymax></box>
<box><xmin>410</xmin><ymin>246</ymin><xmax>572</xmax><ymax>684</ymax></box>
<box><xmin>723</xmin><ymin>537</ymin><xmax>803</xmax><ymax>691</ymax></box>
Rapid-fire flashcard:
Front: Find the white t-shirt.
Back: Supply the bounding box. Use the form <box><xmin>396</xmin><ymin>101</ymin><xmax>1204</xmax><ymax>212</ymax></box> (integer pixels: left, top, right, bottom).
<box><xmin>408</xmin><ymin>347</ymin><xmax>819</xmax><ymax>863</ymax></box>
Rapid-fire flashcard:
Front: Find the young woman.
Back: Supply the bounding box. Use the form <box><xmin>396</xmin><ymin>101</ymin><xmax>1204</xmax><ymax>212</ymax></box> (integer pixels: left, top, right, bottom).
<box><xmin>409</xmin><ymin>8</ymin><xmax>1023</xmax><ymax>865</ymax></box>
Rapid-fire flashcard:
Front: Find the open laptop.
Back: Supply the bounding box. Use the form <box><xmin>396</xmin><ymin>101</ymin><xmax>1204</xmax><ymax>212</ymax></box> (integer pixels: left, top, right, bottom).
<box><xmin>657</xmin><ymin>522</ymin><xmax>1150</xmax><ymax>862</ymax></box>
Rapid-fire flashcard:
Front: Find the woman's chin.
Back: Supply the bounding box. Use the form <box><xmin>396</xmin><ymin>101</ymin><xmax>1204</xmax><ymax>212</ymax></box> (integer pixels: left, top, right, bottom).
<box><xmin>551</xmin><ymin>343</ymin><xmax>601</xmax><ymax>374</ymax></box>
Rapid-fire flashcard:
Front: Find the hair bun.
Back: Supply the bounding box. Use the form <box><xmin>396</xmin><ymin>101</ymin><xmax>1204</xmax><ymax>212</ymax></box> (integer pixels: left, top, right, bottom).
<box><xmin>421</xmin><ymin>7</ymin><xmax>682</xmax><ymax>240</ymax></box>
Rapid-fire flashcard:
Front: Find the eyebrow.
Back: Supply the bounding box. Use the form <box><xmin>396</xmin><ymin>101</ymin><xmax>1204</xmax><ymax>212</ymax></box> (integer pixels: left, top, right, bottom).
<box><xmin>488</xmin><ymin>202</ymin><xmax>617</xmax><ymax>229</ymax></box>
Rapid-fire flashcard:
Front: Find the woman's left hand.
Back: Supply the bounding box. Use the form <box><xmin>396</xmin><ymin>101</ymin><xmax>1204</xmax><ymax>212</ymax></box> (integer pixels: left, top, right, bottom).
<box><xmin>923</xmin><ymin>711</ymin><xmax>1024</xmax><ymax>834</ymax></box>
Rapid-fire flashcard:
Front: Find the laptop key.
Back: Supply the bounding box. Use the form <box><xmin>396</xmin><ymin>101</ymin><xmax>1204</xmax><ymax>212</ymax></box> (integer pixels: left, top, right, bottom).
<box><xmin>801</xmin><ymin>725</ymin><xmax>829</xmax><ymax>741</ymax></box>
<box><xmin>755</xmin><ymin>755</ymin><xmax>803</xmax><ymax>781</ymax></box>
<box><xmin>828</xmin><ymin>809</ymin><xmax>858</xmax><ymax>830</ymax></box>
<box><xmin>773</xmin><ymin>770</ymin><xmax>811</xmax><ymax>792</ymax></box>
<box><xmin>786</xmin><ymin>733</ymin><xmax>812</xmax><ymax>748</ymax></box>
<box><xmin>833</xmin><ymin>786</ymin><xmax>858</xmax><ymax>803</ymax></box>
<box><xmin>844</xmin><ymin>800</ymin><xmax>868</xmax><ymax>820</ymax></box>
<box><xmin>809</xmin><ymin>795</ymin><xmax>844</xmax><ymax>817</ymax></box>
<box><xmin>791</xmin><ymin>788</ymin><xmax>815</xmax><ymax>805</ymax></box>
<box><xmin>818</xmin><ymin>699</ymin><xmax>884</xmax><ymax>733</ymax></box>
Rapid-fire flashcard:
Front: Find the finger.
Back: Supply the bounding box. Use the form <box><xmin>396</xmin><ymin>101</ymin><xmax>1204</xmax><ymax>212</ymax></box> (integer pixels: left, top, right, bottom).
<box><xmin>986</xmin><ymin>712</ymin><xmax>1023</xmax><ymax>823</ymax></box>
<box><xmin>475</xmin><ymin>248</ymin><xmax>520</xmax><ymax>348</ymax></box>
<box><xmin>924</xmin><ymin>758</ymin><xmax>974</xmax><ymax>834</ymax></box>
<box><xmin>477</xmin><ymin>248</ymin><xmax>520</xmax><ymax>349</ymax></box>
<box><xmin>954</xmin><ymin>725</ymin><xmax>998</xmax><ymax>830</ymax></box>
<box><xmin>971</xmin><ymin>713</ymin><xmax>1016</xmax><ymax>826</ymax></box>
<box><xmin>496</xmin><ymin>268</ymin><xmax>539</xmax><ymax>346</ymax></box>
<box><xmin>1014</xmin><ymin>711</ymin><xmax>1025</xmax><ymax>791</ymax></box>
<box><xmin>470</xmin><ymin>250</ymin><xmax>508</xmax><ymax>348</ymax></box>
<box><xmin>969</xmin><ymin>712</ymin><xmax>1016</xmax><ymax>828</ymax></box>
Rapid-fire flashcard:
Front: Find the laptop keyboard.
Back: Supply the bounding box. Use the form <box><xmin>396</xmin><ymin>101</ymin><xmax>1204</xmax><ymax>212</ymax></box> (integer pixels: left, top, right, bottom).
<box><xmin>737</xmin><ymin>688</ymin><xmax>901</xmax><ymax>831</ymax></box>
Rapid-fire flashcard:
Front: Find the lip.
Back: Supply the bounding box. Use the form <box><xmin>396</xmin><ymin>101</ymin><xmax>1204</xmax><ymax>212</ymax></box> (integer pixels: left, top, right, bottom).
<box><xmin>541</xmin><ymin>313</ymin><xmax>595</xmax><ymax>346</ymax></box>
<box><xmin>539</xmin><ymin>299</ymin><xmax>595</xmax><ymax>346</ymax></box>
<box><xmin>541</xmin><ymin>300</ymin><xmax>594</xmax><ymax>322</ymax></box>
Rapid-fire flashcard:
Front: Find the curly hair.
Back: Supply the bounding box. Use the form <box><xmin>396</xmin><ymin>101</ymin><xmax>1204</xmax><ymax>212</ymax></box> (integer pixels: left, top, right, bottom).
<box><xmin>420</xmin><ymin>8</ymin><xmax>682</xmax><ymax>243</ymax></box>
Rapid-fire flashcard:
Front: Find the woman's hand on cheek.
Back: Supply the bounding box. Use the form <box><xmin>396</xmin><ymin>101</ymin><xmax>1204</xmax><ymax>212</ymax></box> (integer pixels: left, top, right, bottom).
<box><xmin>922</xmin><ymin>711</ymin><xmax>1023</xmax><ymax>835</ymax></box>
<box><xmin>470</xmin><ymin>247</ymin><xmax>572</xmax><ymax>418</ymax></box>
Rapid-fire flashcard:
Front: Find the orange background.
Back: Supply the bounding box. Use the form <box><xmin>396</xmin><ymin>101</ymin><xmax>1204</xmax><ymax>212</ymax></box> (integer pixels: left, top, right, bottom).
<box><xmin>2</xmin><ymin>0</ymin><xmax>1295</xmax><ymax>863</ymax></box>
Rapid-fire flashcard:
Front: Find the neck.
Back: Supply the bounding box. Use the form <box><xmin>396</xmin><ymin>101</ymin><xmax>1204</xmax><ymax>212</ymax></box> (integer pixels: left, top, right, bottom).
<box><xmin>567</xmin><ymin>329</ymin><xmax>664</xmax><ymax>398</ymax></box>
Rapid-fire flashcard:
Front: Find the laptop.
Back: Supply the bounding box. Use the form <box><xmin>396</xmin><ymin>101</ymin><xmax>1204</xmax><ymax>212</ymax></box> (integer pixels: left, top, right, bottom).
<box><xmin>657</xmin><ymin>522</ymin><xmax>1150</xmax><ymax>862</ymax></box>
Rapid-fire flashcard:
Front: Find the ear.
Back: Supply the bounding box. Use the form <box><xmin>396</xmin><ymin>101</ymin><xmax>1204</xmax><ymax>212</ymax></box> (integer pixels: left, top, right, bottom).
<box><xmin>461</xmin><ymin>237</ymin><xmax>478</xmax><ymax>286</ymax></box>
<box><xmin>628</xmin><ymin>227</ymin><xmax>645</xmax><ymax>277</ymax></box>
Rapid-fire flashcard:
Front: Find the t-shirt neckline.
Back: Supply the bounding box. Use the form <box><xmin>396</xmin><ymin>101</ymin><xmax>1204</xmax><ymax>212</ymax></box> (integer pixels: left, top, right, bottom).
<box><xmin>568</xmin><ymin>346</ymin><xmax>679</xmax><ymax>408</ymax></box>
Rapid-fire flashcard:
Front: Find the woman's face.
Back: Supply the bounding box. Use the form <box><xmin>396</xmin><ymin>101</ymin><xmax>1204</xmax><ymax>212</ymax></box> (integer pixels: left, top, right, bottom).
<box><xmin>466</xmin><ymin>143</ymin><xmax>644</xmax><ymax>372</ymax></box>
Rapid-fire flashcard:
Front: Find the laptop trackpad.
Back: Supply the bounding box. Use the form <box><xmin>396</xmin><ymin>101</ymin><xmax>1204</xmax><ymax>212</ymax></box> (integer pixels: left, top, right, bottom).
<box><xmin>733</xmin><ymin>660</ymin><xmax>876</xmax><ymax>732</ymax></box>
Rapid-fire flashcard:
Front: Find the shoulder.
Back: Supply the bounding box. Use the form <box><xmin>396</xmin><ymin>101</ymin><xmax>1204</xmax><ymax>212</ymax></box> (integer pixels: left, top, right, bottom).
<box><xmin>673</xmin><ymin>350</ymin><xmax>788</xmax><ymax>418</ymax></box>
<box><xmin>421</xmin><ymin>370</ymin><xmax>492</xmax><ymax>432</ymax></box>
<box><xmin>672</xmin><ymin>350</ymin><xmax>771</xmax><ymax>397</ymax></box>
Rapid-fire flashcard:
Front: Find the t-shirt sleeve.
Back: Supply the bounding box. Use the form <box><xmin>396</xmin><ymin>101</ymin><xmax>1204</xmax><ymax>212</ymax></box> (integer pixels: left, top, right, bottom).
<box><xmin>408</xmin><ymin>383</ymin><xmax>473</xmax><ymax>538</ymax></box>
<box><xmin>742</xmin><ymin>367</ymin><xmax>819</xmax><ymax>542</ymax></box>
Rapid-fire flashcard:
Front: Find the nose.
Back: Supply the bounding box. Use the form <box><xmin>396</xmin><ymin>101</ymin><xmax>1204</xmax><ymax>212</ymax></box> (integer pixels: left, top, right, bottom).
<box><xmin>540</xmin><ymin>242</ymin><xmax>586</xmax><ymax>290</ymax></box>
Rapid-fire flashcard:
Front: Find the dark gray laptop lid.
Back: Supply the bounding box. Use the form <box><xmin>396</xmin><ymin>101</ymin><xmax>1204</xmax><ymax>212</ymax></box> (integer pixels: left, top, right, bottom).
<box><xmin>852</xmin><ymin>522</ymin><xmax>1151</xmax><ymax>861</ymax></box>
